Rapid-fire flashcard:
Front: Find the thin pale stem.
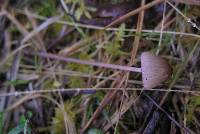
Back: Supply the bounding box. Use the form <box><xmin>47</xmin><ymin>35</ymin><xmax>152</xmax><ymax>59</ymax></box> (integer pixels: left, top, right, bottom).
<box><xmin>25</xmin><ymin>51</ymin><xmax>142</xmax><ymax>73</ymax></box>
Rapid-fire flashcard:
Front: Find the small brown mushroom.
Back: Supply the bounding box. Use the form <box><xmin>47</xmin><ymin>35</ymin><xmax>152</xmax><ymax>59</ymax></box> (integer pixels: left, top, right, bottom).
<box><xmin>141</xmin><ymin>52</ymin><xmax>171</xmax><ymax>89</ymax></box>
<box><xmin>31</xmin><ymin>51</ymin><xmax>171</xmax><ymax>89</ymax></box>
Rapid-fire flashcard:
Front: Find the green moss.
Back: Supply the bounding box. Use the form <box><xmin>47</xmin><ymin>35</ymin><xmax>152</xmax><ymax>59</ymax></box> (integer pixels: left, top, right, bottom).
<box><xmin>187</xmin><ymin>96</ymin><xmax>200</xmax><ymax>122</ymax></box>
<box><xmin>52</xmin><ymin>101</ymin><xmax>77</xmax><ymax>134</ymax></box>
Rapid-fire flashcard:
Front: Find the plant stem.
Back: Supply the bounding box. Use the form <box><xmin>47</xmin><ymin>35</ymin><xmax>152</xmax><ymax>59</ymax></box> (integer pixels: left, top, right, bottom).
<box><xmin>26</xmin><ymin>51</ymin><xmax>142</xmax><ymax>73</ymax></box>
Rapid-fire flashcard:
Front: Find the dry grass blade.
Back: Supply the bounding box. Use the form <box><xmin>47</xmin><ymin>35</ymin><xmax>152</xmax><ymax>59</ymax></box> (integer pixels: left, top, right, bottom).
<box><xmin>106</xmin><ymin>0</ymin><xmax>165</xmax><ymax>27</ymax></box>
<box><xmin>143</xmin><ymin>93</ymin><xmax>194</xmax><ymax>133</ymax></box>
<box><xmin>130</xmin><ymin>0</ymin><xmax>145</xmax><ymax>64</ymax></box>
<box><xmin>5</xmin><ymin>94</ymin><xmax>41</xmax><ymax>112</ymax></box>
<box><xmin>21</xmin><ymin>14</ymin><xmax>63</xmax><ymax>44</ymax></box>
<box><xmin>13</xmin><ymin>10</ymin><xmax>200</xmax><ymax>38</ymax></box>
<box><xmin>159</xmin><ymin>39</ymin><xmax>200</xmax><ymax>106</ymax></box>
<box><xmin>167</xmin><ymin>1</ymin><xmax>200</xmax><ymax>31</ymax></box>
<box><xmin>59</xmin><ymin>35</ymin><xmax>97</xmax><ymax>56</ymax></box>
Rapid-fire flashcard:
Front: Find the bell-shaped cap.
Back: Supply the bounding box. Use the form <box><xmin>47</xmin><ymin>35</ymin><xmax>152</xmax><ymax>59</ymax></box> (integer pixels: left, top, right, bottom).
<box><xmin>141</xmin><ymin>52</ymin><xmax>171</xmax><ymax>89</ymax></box>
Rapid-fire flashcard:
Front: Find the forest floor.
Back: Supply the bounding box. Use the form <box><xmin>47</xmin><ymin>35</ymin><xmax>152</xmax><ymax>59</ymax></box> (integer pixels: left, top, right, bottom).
<box><xmin>0</xmin><ymin>0</ymin><xmax>200</xmax><ymax>134</ymax></box>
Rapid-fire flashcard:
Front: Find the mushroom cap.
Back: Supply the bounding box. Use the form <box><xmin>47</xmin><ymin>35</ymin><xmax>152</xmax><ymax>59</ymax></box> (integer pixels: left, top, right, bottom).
<box><xmin>141</xmin><ymin>52</ymin><xmax>171</xmax><ymax>89</ymax></box>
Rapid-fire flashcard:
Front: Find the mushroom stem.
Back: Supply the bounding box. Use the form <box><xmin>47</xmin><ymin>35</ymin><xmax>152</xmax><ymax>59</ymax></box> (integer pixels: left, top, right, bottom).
<box><xmin>32</xmin><ymin>52</ymin><xmax>142</xmax><ymax>73</ymax></box>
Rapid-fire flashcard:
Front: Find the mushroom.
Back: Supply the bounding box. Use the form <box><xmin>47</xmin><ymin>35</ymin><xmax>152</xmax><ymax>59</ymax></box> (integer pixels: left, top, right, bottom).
<box><xmin>141</xmin><ymin>52</ymin><xmax>171</xmax><ymax>89</ymax></box>
<box><xmin>34</xmin><ymin>51</ymin><xmax>171</xmax><ymax>89</ymax></box>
